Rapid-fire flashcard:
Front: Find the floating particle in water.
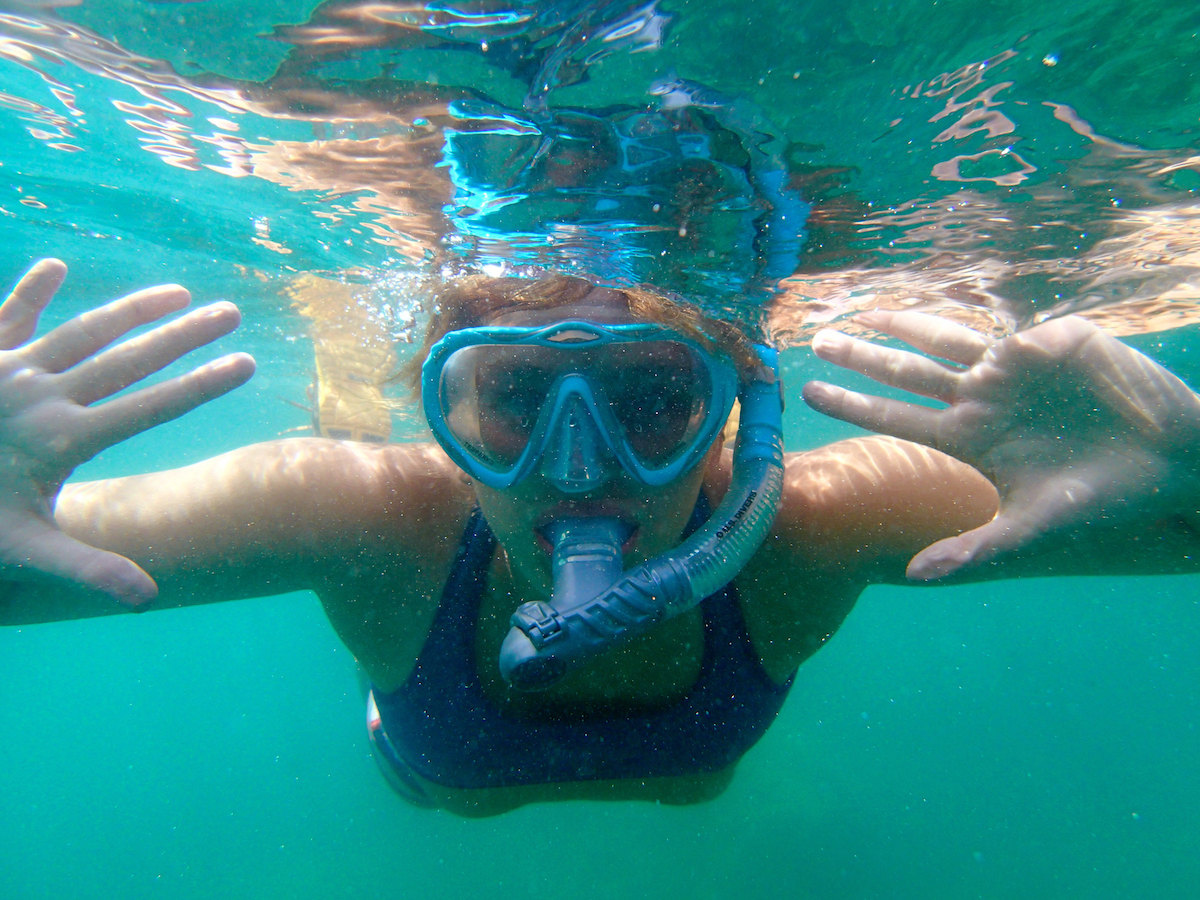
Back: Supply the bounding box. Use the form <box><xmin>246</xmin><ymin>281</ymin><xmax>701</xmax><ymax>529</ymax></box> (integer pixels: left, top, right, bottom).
<box><xmin>1042</xmin><ymin>54</ymin><xmax>1059</xmax><ymax>66</ymax></box>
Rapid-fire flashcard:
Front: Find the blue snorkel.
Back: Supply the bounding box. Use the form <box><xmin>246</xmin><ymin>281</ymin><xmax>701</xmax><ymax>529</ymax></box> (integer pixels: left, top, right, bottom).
<box><xmin>499</xmin><ymin>346</ymin><xmax>785</xmax><ymax>690</ymax></box>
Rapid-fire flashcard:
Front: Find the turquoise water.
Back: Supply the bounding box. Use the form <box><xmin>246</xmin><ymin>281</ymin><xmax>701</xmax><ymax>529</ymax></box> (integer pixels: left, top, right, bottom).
<box><xmin>1</xmin><ymin>1</ymin><xmax>1199</xmax><ymax>897</ymax></box>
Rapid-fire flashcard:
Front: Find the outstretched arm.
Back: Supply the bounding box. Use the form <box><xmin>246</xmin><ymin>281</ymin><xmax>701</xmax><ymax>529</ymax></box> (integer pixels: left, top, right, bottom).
<box><xmin>0</xmin><ymin>259</ymin><xmax>254</xmax><ymax>607</ymax></box>
<box><xmin>803</xmin><ymin>311</ymin><xmax>1200</xmax><ymax>581</ymax></box>
<box><xmin>0</xmin><ymin>439</ymin><xmax>471</xmax><ymax>628</ymax></box>
<box><xmin>4</xmin><ymin>438</ymin><xmax>476</xmax><ymax>694</ymax></box>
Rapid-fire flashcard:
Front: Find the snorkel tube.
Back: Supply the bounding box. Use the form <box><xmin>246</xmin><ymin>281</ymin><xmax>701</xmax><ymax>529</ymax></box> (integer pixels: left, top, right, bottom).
<box><xmin>499</xmin><ymin>346</ymin><xmax>785</xmax><ymax>690</ymax></box>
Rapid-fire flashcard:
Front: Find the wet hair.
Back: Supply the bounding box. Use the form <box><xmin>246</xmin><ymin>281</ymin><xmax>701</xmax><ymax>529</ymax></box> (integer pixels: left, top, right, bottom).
<box><xmin>401</xmin><ymin>273</ymin><xmax>762</xmax><ymax>396</ymax></box>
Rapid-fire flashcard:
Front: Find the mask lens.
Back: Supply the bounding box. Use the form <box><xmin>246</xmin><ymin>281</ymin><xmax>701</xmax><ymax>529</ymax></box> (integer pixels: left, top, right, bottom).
<box><xmin>604</xmin><ymin>342</ymin><xmax>712</xmax><ymax>468</ymax></box>
<box><xmin>440</xmin><ymin>345</ymin><xmax>557</xmax><ymax>469</ymax></box>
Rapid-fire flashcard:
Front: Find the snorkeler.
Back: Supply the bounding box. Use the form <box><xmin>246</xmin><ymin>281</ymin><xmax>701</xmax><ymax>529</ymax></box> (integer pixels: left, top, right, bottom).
<box><xmin>1</xmin><ymin>258</ymin><xmax>1198</xmax><ymax>817</ymax></box>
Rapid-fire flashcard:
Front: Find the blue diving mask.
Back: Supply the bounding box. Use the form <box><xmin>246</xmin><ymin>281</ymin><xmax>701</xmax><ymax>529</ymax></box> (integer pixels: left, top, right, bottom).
<box><xmin>422</xmin><ymin>320</ymin><xmax>739</xmax><ymax>492</ymax></box>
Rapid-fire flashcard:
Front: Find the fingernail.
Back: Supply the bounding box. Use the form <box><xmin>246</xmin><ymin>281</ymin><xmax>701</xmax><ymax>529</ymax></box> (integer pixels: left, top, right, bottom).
<box><xmin>199</xmin><ymin>301</ymin><xmax>236</xmax><ymax>317</ymax></box>
<box><xmin>802</xmin><ymin>381</ymin><xmax>840</xmax><ymax>403</ymax></box>
<box><xmin>811</xmin><ymin>330</ymin><xmax>845</xmax><ymax>354</ymax></box>
<box><xmin>207</xmin><ymin>353</ymin><xmax>256</xmax><ymax>383</ymax></box>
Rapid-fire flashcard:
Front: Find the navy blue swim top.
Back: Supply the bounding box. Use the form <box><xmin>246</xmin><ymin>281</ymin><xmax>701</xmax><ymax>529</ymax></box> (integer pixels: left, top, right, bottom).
<box><xmin>372</xmin><ymin>496</ymin><xmax>795</xmax><ymax>789</ymax></box>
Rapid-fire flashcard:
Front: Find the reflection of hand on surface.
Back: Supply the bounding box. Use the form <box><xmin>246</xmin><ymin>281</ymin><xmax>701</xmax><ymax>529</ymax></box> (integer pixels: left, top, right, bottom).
<box><xmin>0</xmin><ymin>259</ymin><xmax>255</xmax><ymax>607</ymax></box>
<box><xmin>802</xmin><ymin>310</ymin><xmax>1200</xmax><ymax>580</ymax></box>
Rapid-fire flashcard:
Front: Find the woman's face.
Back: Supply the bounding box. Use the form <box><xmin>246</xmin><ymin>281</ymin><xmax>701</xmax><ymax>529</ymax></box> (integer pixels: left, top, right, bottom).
<box><xmin>470</xmin><ymin>287</ymin><xmax>717</xmax><ymax>597</ymax></box>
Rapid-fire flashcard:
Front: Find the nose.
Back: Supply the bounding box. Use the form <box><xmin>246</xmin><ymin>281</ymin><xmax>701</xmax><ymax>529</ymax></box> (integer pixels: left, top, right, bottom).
<box><xmin>541</xmin><ymin>392</ymin><xmax>619</xmax><ymax>493</ymax></box>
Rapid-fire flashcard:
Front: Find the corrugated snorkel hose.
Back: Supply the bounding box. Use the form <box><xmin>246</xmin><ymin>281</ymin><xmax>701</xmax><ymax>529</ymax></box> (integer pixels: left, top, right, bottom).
<box><xmin>499</xmin><ymin>346</ymin><xmax>785</xmax><ymax>690</ymax></box>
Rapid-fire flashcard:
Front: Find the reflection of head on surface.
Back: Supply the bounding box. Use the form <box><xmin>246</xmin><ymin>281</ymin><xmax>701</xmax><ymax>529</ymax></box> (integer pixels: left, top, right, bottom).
<box><xmin>402</xmin><ymin>273</ymin><xmax>762</xmax><ymax>396</ymax></box>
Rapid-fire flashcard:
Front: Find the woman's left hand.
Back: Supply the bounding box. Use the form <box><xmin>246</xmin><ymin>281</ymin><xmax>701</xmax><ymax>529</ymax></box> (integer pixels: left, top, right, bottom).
<box><xmin>802</xmin><ymin>311</ymin><xmax>1200</xmax><ymax>580</ymax></box>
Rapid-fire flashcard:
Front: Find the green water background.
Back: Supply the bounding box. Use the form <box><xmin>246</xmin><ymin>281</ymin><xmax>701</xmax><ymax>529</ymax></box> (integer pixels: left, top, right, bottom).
<box><xmin>1</xmin><ymin>0</ymin><xmax>1200</xmax><ymax>897</ymax></box>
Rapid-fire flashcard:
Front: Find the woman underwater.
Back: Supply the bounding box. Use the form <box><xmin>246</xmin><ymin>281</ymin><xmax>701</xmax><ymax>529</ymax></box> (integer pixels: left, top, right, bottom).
<box><xmin>1</xmin><ymin>258</ymin><xmax>1198</xmax><ymax>817</ymax></box>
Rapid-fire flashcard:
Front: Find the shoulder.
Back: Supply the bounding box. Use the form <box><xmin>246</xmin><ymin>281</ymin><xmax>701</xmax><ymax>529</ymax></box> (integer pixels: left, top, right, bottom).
<box><xmin>268</xmin><ymin>440</ymin><xmax>478</xmax><ymax>691</ymax></box>
<box><xmin>706</xmin><ymin>434</ymin><xmax>997</xmax><ymax>565</ymax></box>
<box><xmin>714</xmin><ymin>436</ymin><xmax>998</xmax><ymax>680</ymax></box>
<box><xmin>774</xmin><ymin>435</ymin><xmax>998</xmax><ymax>561</ymax></box>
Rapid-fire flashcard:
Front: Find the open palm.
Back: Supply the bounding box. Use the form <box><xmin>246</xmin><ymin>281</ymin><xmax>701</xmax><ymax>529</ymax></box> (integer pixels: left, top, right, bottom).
<box><xmin>803</xmin><ymin>310</ymin><xmax>1200</xmax><ymax>579</ymax></box>
<box><xmin>0</xmin><ymin>259</ymin><xmax>254</xmax><ymax>606</ymax></box>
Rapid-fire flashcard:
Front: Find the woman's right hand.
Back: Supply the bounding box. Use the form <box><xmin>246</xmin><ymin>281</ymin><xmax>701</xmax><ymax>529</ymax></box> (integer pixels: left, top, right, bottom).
<box><xmin>0</xmin><ymin>259</ymin><xmax>255</xmax><ymax>608</ymax></box>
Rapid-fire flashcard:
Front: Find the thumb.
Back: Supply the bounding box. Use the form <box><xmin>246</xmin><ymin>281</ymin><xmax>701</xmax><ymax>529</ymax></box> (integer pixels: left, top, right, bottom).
<box><xmin>908</xmin><ymin>471</ymin><xmax>1113</xmax><ymax>581</ymax></box>
<box><xmin>72</xmin><ymin>545</ymin><xmax>159</xmax><ymax>609</ymax></box>
<box><xmin>906</xmin><ymin>513</ymin><xmax>1039</xmax><ymax>581</ymax></box>
<box><xmin>5</xmin><ymin>527</ymin><xmax>158</xmax><ymax>609</ymax></box>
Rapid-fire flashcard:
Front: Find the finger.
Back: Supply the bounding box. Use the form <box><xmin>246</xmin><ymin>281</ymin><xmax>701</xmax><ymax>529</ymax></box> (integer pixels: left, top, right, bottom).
<box><xmin>82</xmin><ymin>352</ymin><xmax>255</xmax><ymax>452</ymax></box>
<box><xmin>802</xmin><ymin>380</ymin><xmax>944</xmax><ymax>446</ymax></box>
<box><xmin>856</xmin><ymin>310</ymin><xmax>992</xmax><ymax>366</ymax></box>
<box><xmin>986</xmin><ymin>316</ymin><xmax>1200</xmax><ymax>445</ymax></box>
<box><xmin>0</xmin><ymin>518</ymin><xmax>157</xmax><ymax>607</ymax></box>
<box><xmin>0</xmin><ymin>258</ymin><xmax>67</xmax><ymax>349</ymax></box>
<box><xmin>906</xmin><ymin>470</ymin><xmax>1104</xmax><ymax>580</ymax></box>
<box><xmin>1061</xmin><ymin>319</ymin><xmax>1200</xmax><ymax>441</ymax></box>
<box><xmin>24</xmin><ymin>284</ymin><xmax>191</xmax><ymax>373</ymax></box>
<box><xmin>62</xmin><ymin>302</ymin><xmax>242</xmax><ymax>405</ymax></box>
<box><xmin>811</xmin><ymin>329</ymin><xmax>961</xmax><ymax>401</ymax></box>
<box><xmin>70</xmin><ymin>543</ymin><xmax>159</xmax><ymax>609</ymax></box>
<box><xmin>905</xmin><ymin>513</ymin><xmax>1036</xmax><ymax>581</ymax></box>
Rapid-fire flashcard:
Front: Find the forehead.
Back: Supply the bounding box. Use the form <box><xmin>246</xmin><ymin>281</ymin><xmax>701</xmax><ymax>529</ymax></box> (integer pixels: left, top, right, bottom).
<box><xmin>486</xmin><ymin>287</ymin><xmax>637</xmax><ymax>327</ymax></box>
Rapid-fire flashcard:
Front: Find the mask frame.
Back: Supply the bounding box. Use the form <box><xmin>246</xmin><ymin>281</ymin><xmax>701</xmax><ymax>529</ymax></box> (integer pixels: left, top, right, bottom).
<box><xmin>422</xmin><ymin>320</ymin><xmax>739</xmax><ymax>490</ymax></box>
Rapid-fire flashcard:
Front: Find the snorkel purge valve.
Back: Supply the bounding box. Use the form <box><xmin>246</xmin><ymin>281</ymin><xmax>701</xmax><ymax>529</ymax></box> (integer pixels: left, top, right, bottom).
<box><xmin>499</xmin><ymin>346</ymin><xmax>785</xmax><ymax>691</ymax></box>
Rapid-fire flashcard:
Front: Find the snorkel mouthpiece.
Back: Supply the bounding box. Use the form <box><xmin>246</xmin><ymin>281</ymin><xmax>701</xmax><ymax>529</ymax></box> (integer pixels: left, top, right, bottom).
<box><xmin>499</xmin><ymin>346</ymin><xmax>786</xmax><ymax>691</ymax></box>
<box><xmin>500</xmin><ymin>517</ymin><xmax>627</xmax><ymax>690</ymax></box>
<box><xmin>545</xmin><ymin>518</ymin><xmax>628</xmax><ymax>604</ymax></box>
